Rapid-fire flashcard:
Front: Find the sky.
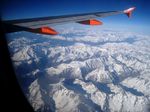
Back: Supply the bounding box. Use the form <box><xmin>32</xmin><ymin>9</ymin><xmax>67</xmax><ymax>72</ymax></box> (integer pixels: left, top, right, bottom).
<box><xmin>1</xmin><ymin>0</ymin><xmax>150</xmax><ymax>34</ymax></box>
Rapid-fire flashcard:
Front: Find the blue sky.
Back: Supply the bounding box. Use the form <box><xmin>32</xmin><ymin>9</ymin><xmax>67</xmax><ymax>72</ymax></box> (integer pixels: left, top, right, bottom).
<box><xmin>1</xmin><ymin>0</ymin><xmax>150</xmax><ymax>34</ymax></box>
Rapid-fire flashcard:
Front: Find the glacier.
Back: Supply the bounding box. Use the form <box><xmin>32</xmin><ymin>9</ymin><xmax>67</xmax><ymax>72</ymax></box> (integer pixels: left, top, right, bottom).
<box><xmin>7</xmin><ymin>24</ymin><xmax>150</xmax><ymax>112</ymax></box>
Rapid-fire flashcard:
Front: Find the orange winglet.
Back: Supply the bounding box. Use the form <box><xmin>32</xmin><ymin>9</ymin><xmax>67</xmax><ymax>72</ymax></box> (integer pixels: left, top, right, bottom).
<box><xmin>78</xmin><ymin>19</ymin><xmax>103</xmax><ymax>25</ymax></box>
<box><xmin>32</xmin><ymin>27</ymin><xmax>58</xmax><ymax>35</ymax></box>
<box><xmin>124</xmin><ymin>7</ymin><xmax>136</xmax><ymax>18</ymax></box>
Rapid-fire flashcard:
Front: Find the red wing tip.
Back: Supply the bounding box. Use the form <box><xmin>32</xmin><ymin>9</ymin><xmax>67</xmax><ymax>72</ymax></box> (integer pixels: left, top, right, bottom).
<box><xmin>124</xmin><ymin>7</ymin><xmax>136</xmax><ymax>18</ymax></box>
<box><xmin>124</xmin><ymin>7</ymin><xmax>136</xmax><ymax>13</ymax></box>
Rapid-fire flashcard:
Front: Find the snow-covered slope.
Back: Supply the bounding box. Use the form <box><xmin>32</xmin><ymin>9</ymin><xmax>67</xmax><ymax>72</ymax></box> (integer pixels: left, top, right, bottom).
<box><xmin>7</xmin><ymin>25</ymin><xmax>150</xmax><ymax>112</ymax></box>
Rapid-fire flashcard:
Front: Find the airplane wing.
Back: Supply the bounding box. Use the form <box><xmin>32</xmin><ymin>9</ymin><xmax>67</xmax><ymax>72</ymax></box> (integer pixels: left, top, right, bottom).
<box><xmin>3</xmin><ymin>7</ymin><xmax>135</xmax><ymax>35</ymax></box>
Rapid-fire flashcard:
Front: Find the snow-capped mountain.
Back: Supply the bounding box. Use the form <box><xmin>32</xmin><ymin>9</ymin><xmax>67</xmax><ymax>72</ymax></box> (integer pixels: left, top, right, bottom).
<box><xmin>7</xmin><ymin>24</ymin><xmax>150</xmax><ymax>112</ymax></box>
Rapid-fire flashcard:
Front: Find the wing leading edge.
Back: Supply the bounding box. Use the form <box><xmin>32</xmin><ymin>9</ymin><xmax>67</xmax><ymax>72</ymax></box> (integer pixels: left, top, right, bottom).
<box><xmin>3</xmin><ymin>7</ymin><xmax>136</xmax><ymax>35</ymax></box>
